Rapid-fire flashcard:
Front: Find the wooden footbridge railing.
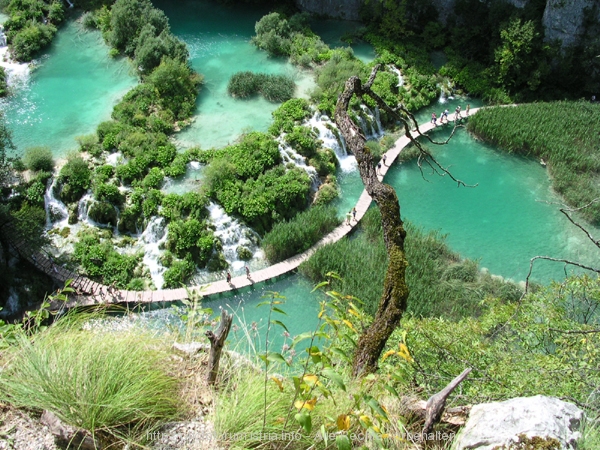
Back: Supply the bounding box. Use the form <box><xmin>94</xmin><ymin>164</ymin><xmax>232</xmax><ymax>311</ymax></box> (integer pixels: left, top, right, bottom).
<box><xmin>6</xmin><ymin>109</ymin><xmax>478</xmax><ymax>310</ymax></box>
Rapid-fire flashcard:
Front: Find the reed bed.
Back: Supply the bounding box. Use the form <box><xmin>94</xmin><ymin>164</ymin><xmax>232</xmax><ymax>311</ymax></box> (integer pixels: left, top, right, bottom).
<box><xmin>299</xmin><ymin>208</ymin><xmax>522</xmax><ymax>319</ymax></box>
<box><xmin>262</xmin><ymin>205</ymin><xmax>341</xmax><ymax>263</ymax></box>
<box><xmin>468</xmin><ymin>101</ymin><xmax>600</xmax><ymax>223</ymax></box>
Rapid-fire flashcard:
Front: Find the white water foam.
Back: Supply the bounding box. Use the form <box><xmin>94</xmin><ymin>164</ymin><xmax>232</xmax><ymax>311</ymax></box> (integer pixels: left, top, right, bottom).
<box><xmin>44</xmin><ymin>178</ymin><xmax>69</xmax><ymax>228</ymax></box>
<box><xmin>307</xmin><ymin>112</ymin><xmax>357</xmax><ymax>173</ymax></box>
<box><xmin>141</xmin><ymin>216</ymin><xmax>169</xmax><ymax>289</ymax></box>
<box><xmin>207</xmin><ymin>202</ymin><xmax>263</xmax><ymax>274</ymax></box>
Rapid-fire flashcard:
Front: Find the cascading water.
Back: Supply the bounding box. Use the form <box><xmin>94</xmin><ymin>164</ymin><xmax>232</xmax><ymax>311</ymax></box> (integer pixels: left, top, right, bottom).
<box><xmin>207</xmin><ymin>202</ymin><xmax>263</xmax><ymax>274</ymax></box>
<box><xmin>306</xmin><ymin>112</ymin><xmax>357</xmax><ymax>173</ymax></box>
<box><xmin>388</xmin><ymin>65</ymin><xmax>404</xmax><ymax>87</ymax></box>
<box><xmin>44</xmin><ymin>178</ymin><xmax>69</xmax><ymax>228</ymax></box>
<box><xmin>277</xmin><ymin>140</ymin><xmax>320</xmax><ymax>191</ymax></box>
<box><xmin>140</xmin><ymin>216</ymin><xmax>169</xmax><ymax>289</ymax></box>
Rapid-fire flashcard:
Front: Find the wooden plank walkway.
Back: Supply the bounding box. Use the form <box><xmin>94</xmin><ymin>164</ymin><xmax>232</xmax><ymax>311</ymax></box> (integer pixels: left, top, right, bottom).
<box><xmin>21</xmin><ymin>108</ymin><xmax>477</xmax><ymax>309</ymax></box>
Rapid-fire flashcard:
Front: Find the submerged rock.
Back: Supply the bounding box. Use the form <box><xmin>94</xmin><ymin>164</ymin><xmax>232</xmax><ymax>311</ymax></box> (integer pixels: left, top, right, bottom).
<box><xmin>453</xmin><ymin>395</ymin><xmax>583</xmax><ymax>450</ymax></box>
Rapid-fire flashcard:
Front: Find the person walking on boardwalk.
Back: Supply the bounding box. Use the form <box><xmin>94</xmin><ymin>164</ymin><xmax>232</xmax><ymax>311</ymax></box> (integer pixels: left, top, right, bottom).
<box><xmin>245</xmin><ymin>265</ymin><xmax>251</xmax><ymax>280</ymax></box>
<box><xmin>226</xmin><ymin>271</ymin><xmax>232</xmax><ymax>284</ymax></box>
<box><xmin>443</xmin><ymin>109</ymin><xmax>449</xmax><ymax>123</ymax></box>
<box><xmin>466</xmin><ymin>104</ymin><xmax>470</xmax><ymax>116</ymax></box>
<box><xmin>382</xmin><ymin>154</ymin><xmax>387</xmax><ymax>166</ymax></box>
<box><xmin>454</xmin><ymin>105</ymin><xmax>461</xmax><ymax>121</ymax></box>
<box><xmin>352</xmin><ymin>207</ymin><xmax>357</xmax><ymax>222</ymax></box>
<box><xmin>346</xmin><ymin>210</ymin><xmax>352</xmax><ymax>225</ymax></box>
<box><xmin>431</xmin><ymin>112</ymin><xmax>437</xmax><ymax>125</ymax></box>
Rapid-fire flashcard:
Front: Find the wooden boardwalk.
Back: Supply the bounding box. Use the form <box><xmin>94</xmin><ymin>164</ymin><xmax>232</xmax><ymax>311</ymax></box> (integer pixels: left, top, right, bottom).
<box><xmin>18</xmin><ymin>108</ymin><xmax>477</xmax><ymax>309</ymax></box>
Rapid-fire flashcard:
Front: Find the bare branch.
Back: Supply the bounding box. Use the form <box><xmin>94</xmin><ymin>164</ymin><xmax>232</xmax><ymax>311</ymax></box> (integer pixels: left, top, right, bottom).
<box><xmin>549</xmin><ymin>328</ymin><xmax>600</xmax><ymax>335</ymax></box>
<box><xmin>525</xmin><ymin>256</ymin><xmax>600</xmax><ymax>293</ymax></box>
<box><xmin>559</xmin><ymin>206</ymin><xmax>600</xmax><ymax>250</ymax></box>
<box><xmin>423</xmin><ymin>368</ymin><xmax>472</xmax><ymax>434</ymax></box>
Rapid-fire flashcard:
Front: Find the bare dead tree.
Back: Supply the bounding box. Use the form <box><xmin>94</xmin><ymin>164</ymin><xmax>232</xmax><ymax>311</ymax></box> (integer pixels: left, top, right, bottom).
<box><xmin>206</xmin><ymin>309</ymin><xmax>233</xmax><ymax>385</ymax></box>
<box><xmin>423</xmin><ymin>367</ymin><xmax>472</xmax><ymax>434</ymax></box>
<box><xmin>525</xmin><ymin>199</ymin><xmax>600</xmax><ymax>292</ymax></box>
<box><xmin>334</xmin><ymin>64</ymin><xmax>472</xmax><ymax>376</ymax></box>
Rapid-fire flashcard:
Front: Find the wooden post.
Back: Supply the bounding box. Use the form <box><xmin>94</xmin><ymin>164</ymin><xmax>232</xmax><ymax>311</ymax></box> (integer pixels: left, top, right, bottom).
<box><xmin>423</xmin><ymin>367</ymin><xmax>472</xmax><ymax>434</ymax></box>
<box><xmin>206</xmin><ymin>309</ymin><xmax>233</xmax><ymax>385</ymax></box>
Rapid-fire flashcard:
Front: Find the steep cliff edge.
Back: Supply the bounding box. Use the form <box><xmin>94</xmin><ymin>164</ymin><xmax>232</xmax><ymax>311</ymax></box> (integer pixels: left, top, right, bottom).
<box><xmin>295</xmin><ymin>0</ymin><xmax>596</xmax><ymax>49</ymax></box>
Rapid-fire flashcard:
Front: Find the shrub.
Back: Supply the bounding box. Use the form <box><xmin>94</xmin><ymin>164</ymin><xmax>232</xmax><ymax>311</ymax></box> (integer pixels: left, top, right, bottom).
<box><xmin>262</xmin><ymin>205</ymin><xmax>340</xmax><ymax>263</ymax></box>
<box><xmin>0</xmin><ymin>320</ymin><xmax>181</xmax><ymax>443</ymax></box>
<box><xmin>314</xmin><ymin>183</ymin><xmax>338</xmax><ymax>205</ymax></box>
<box><xmin>269</xmin><ymin>98</ymin><xmax>312</xmax><ymax>135</ymax></box>
<box><xmin>162</xmin><ymin>256</ymin><xmax>195</xmax><ymax>288</ymax></box>
<box><xmin>58</xmin><ymin>157</ymin><xmax>91</xmax><ymax>203</ymax></box>
<box><xmin>166</xmin><ymin>219</ymin><xmax>215</xmax><ymax>267</ymax></box>
<box><xmin>93</xmin><ymin>182</ymin><xmax>123</xmax><ymax>205</ymax></box>
<box><xmin>141</xmin><ymin>167</ymin><xmax>164</xmax><ymax>189</ymax></box>
<box><xmin>10</xmin><ymin>23</ymin><xmax>56</xmax><ymax>62</ymax></box>
<box><xmin>284</xmin><ymin>126</ymin><xmax>319</xmax><ymax>158</ymax></box>
<box><xmin>0</xmin><ymin>67</ymin><xmax>7</xmax><ymax>97</ymax></box>
<box><xmin>23</xmin><ymin>146</ymin><xmax>54</xmax><ymax>172</ymax></box>
<box><xmin>88</xmin><ymin>201</ymin><xmax>118</xmax><ymax>226</ymax></box>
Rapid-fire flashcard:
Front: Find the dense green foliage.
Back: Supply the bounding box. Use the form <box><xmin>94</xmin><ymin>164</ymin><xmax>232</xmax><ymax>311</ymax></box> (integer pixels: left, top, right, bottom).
<box><xmin>0</xmin><ymin>67</ymin><xmax>7</xmax><ymax>97</ymax></box>
<box><xmin>262</xmin><ymin>205</ymin><xmax>340</xmax><ymax>263</ymax></box>
<box><xmin>468</xmin><ymin>102</ymin><xmax>600</xmax><ymax>224</ymax></box>
<box><xmin>73</xmin><ymin>229</ymin><xmax>141</xmax><ymax>287</ymax></box>
<box><xmin>227</xmin><ymin>71</ymin><xmax>296</xmax><ymax>103</ymax></box>
<box><xmin>0</xmin><ymin>319</ymin><xmax>181</xmax><ymax>444</ymax></box>
<box><xmin>300</xmin><ymin>208</ymin><xmax>522</xmax><ymax>318</ymax></box>
<box><xmin>3</xmin><ymin>0</ymin><xmax>64</xmax><ymax>61</ymax></box>
<box><xmin>201</xmin><ymin>131</ymin><xmax>311</xmax><ymax>233</ymax></box>
<box><xmin>57</xmin><ymin>156</ymin><xmax>91</xmax><ymax>203</ymax></box>
<box><xmin>392</xmin><ymin>275</ymin><xmax>600</xmax><ymax>405</ymax></box>
<box><xmin>269</xmin><ymin>98</ymin><xmax>312</xmax><ymax>135</ymax></box>
<box><xmin>22</xmin><ymin>146</ymin><xmax>53</xmax><ymax>172</ymax></box>
<box><xmin>165</xmin><ymin>219</ymin><xmax>215</xmax><ymax>267</ymax></box>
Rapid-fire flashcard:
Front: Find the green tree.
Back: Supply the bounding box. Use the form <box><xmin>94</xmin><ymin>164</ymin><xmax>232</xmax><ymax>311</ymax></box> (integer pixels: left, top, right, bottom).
<box><xmin>494</xmin><ymin>18</ymin><xmax>545</xmax><ymax>92</ymax></box>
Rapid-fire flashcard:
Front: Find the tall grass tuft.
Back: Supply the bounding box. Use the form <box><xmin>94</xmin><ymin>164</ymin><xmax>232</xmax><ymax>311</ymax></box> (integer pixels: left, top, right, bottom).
<box><xmin>468</xmin><ymin>101</ymin><xmax>600</xmax><ymax>224</ymax></box>
<box><xmin>0</xmin><ymin>315</ymin><xmax>182</xmax><ymax>445</ymax></box>
<box><xmin>262</xmin><ymin>205</ymin><xmax>341</xmax><ymax>263</ymax></box>
<box><xmin>299</xmin><ymin>208</ymin><xmax>522</xmax><ymax>319</ymax></box>
<box><xmin>227</xmin><ymin>71</ymin><xmax>296</xmax><ymax>103</ymax></box>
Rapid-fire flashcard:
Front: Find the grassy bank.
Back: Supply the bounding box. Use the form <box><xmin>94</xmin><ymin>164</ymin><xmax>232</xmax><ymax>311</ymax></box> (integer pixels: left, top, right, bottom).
<box><xmin>468</xmin><ymin>101</ymin><xmax>600</xmax><ymax>224</ymax></box>
<box><xmin>299</xmin><ymin>207</ymin><xmax>522</xmax><ymax>319</ymax></box>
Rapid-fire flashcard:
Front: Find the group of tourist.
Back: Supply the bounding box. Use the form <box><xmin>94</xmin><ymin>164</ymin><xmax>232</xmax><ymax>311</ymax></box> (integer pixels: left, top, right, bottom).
<box><xmin>431</xmin><ymin>104</ymin><xmax>470</xmax><ymax>126</ymax></box>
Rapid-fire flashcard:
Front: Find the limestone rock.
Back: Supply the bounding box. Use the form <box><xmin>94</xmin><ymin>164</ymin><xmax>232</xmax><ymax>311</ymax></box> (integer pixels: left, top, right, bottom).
<box><xmin>542</xmin><ymin>0</ymin><xmax>596</xmax><ymax>48</ymax></box>
<box><xmin>453</xmin><ymin>395</ymin><xmax>583</xmax><ymax>450</ymax></box>
<box><xmin>295</xmin><ymin>0</ymin><xmax>363</xmax><ymax>20</ymax></box>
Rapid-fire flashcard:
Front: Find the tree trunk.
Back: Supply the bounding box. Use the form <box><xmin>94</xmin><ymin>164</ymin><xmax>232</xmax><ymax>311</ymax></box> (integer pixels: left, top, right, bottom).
<box><xmin>334</xmin><ymin>69</ymin><xmax>409</xmax><ymax>377</ymax></box>
<box><xmin>206</xmin><ymin>309</ymin><xmax>233</xmax><ymax>385</ymax></box>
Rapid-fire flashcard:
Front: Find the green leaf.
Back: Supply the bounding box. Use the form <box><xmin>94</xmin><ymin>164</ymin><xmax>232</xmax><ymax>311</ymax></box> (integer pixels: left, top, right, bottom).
<box><xmin>366</xmin><ymin>397</ymin><xmax>388</xmax><ymax>421</ymax></box>
<box><xmin>311</xmin><ymin>281</ymin><xmax>330</xmax><ymax>292</ymax></box>
<box><xmin>383</xmin><ymin>383</ymin><xmax>399</xmax><ymax>398</ymax></box>
<box><xmin>292</xmin><ymin>332</ymin><xmax>313</xmax><ymax>347</ymax></box>
<box><xmin>322</xmin><ymin>368</ymin><xmax>346</xmax><ymax>392</ymax></box>
<box><xmin>320</xmin><ymin>424</ymin><xmax>329</xmax><ymax>447</ymax></box>
<box><xmin>335</xmin><ymin>434</ymin><xmax>351</xmax><ymax>450</ymax></box>
<box><xmin>267</xmin><ymin>352</ymin><xmax>289</xmax><ymax>366</ymax></box>
<box><xmin>271</xmin><ymin>320</ymin><xmax>289</xmax><ymax>332</ymax></box>
<box><xmin>331</xmin><ymin>347</ymin><xmax>351</xmax><ymax>362</ymax></box>
<box><xmin>295</xmin><ymin>411</ymin><xmax>312</xmax><ymax>434</ymax></box>
<box><xmin>272</xmin><ymin>306</ymin><xmax>288</xmax><ymax>315</ymax></box>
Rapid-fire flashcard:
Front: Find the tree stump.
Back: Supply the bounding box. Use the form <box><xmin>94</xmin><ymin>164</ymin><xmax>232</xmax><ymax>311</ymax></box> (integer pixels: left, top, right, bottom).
<box><xmin>206</xmin><ymin>309</ymin><xmax>233</xmax><ymax>385</ymax></box>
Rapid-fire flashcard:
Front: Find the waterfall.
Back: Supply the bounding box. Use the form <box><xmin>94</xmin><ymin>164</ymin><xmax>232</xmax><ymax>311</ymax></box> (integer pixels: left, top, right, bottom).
<box><xmin>141</xmin><ymin>216</ymin><xmax>168</xmax><ymax>289</ymax></box>
<box><xmin>277</xmin><ymin>140</ymin><xmax>320</xmax><ymax>191</ymax></box>
<box><xmin>44</xmin><ymin>178</ymin><xmax>69</xmax><ymax>228</ymax></box>
<box><xmin>207</xmin><ymin>202</ymin><xmax>263</xmax><ymax>274</ymax></box>
<box><xmin>388</xmin><ymin>64</ymin><xmax>404</xmax><ymax>87</ymax></box>
<box><xmin>306</xmin><ymin>113</ymin><xmax>356</xmax><ymax>173</ymax></box>
<box><xmin>66</xmin><ymin>0</ymin><xmax>74</xmax><ymax>8</ymax></box>
<box><xmin>0</xmin><ymin>29</ymin><xmax>6</xmax><ymax>47</ymax></box>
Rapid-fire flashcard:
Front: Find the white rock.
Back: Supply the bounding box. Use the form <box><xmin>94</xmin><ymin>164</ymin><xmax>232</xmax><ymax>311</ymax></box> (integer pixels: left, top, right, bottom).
<box><xmin>453</xmin><ymin>395</ymin><xmax>583</xmax><ymax>450</ymax></box>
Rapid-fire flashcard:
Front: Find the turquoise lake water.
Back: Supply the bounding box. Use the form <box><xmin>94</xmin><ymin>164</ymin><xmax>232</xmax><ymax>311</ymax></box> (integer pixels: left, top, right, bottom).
<box><xmin>0</xmin><ymin>2</ymin><xmax>596</xmax><ymax>344</ymax></box>
<box><xmin>0</xmin><ymin>20</ymin><xmax>136</xmax><ymax>158</ymax></box>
